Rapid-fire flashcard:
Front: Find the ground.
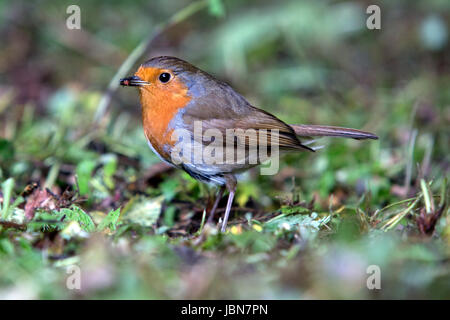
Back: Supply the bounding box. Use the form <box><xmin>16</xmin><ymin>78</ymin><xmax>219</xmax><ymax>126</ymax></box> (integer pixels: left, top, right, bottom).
<box><xmin>0</xmin><ymin>0</ymin><xmax>449</xmax><ymax>299</ymax></box>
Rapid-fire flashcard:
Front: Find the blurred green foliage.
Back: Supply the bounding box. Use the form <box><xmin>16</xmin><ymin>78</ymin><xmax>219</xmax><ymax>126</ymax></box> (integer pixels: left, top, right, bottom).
<box><xmin>0</xmin><ymin>0</ymin><xmax>449</xmax><ymax>299</ymax></box>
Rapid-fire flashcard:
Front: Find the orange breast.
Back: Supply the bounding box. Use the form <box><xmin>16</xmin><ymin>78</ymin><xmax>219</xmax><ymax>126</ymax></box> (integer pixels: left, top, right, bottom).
<box><xmin>137</xmin><ymin>69</ymin><xmax>191</xmax><ymax>160</ymax></box>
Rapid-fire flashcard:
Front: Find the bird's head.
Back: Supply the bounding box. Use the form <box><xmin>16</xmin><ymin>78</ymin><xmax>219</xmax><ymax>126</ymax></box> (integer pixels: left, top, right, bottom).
<box><xmin>120</xmin><ymin>56</ymin><xmax>213</xmax><ymax>103</ymax></box>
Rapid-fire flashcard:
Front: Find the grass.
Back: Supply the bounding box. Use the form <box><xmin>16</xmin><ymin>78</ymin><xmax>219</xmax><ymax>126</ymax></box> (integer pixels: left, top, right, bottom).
<box><xmin>0</xmin><ymin>0</ymin><xmax>449</xmax><ymax>299</ymax></box>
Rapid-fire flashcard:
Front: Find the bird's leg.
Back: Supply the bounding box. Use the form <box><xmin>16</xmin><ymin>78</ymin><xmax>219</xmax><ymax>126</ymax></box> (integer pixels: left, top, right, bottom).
<box><xmin>221</xmin><ymin>175</ymin><xmax>237</xmax><ymax>233</ymax></box>
<box><xmin>221</xmin><ymin>190</ymin><xmax>235</xmax><ymax>233</ymax></box>
<box><xmin>207</xmin><ymin>185</ymin><xmax>225</xmax><ymax>224</ymax></box>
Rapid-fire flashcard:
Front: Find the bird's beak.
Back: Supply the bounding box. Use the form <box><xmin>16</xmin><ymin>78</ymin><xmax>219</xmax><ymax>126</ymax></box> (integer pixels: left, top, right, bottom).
<box><xmin>120</xmin><ymin>75</ymin><xmax>150</xmax><ymax>87</ymax></box>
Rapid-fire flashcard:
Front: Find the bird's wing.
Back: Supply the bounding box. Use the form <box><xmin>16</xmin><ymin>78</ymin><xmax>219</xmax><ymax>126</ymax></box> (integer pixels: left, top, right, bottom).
<box><xmin>181</xmin><ymin>96</ymin><xmax>313</xmax><ymax>152</ymax></box>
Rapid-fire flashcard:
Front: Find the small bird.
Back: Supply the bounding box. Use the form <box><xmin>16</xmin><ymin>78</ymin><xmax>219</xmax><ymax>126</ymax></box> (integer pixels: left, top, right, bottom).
<box><xmin>120</xmin><ymin>56</ymin><xmax>377</xmax><ymax>232</ymax></box>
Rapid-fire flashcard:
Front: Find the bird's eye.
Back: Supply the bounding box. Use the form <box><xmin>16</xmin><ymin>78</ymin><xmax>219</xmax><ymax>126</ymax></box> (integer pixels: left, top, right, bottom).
<box><xmin>159</xmin><ymin>72</ymin><xmax>171</xmax><ymax>83</ymax></box>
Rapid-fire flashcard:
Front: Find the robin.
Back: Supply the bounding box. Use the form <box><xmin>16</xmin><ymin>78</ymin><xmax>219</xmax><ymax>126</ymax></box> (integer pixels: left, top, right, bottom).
<box><xmin>120</xmin><ymin>56</ymin><xmax>377</xmax><ymax>232</ymax></box>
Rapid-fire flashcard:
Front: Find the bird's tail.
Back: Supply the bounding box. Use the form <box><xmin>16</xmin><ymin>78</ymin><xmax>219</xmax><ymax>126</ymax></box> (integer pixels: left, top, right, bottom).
<box><xmin>290</xmin><ymin>124</ymin><xmax>378</xmax><ymax>140</ymax></box>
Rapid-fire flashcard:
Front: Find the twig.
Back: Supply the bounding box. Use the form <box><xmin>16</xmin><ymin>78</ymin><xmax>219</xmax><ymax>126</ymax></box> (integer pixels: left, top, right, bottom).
<box><xmin>420</xmin><ymin>179</ymin><xmax>433</xmax><ymax>214</ymax></box>
<box><xmin>192</xmin><ymin>206</ymin><xmax>258</xmax><ymax>214</ymax></box>
<box><xmin>404</xmin><ymin>129</ymin><xmax>417</xmax><ymax>196</ymax></box>
<box><xmin>0</xmin><ymin>221</ymin><xmax>27</xmax><ymax>231</ymax></box>
<box><xmin>94</xmin><ymin>0</ymin><xmax>209</xmax><ymax>123</ymax></box>
<box><xmin>381</xmin><ymin>196</ymin><xmax>421</xmax><ymax>231</ymax></box>
<box><xmin>195</xmin><ymin>209</ymin><xmax>207</xmax><ymax>236</ymax></box>
<box><xmin>1</xmin><ymin>178</ymin><xmax>15</xmax><ymax>220</ymax></box>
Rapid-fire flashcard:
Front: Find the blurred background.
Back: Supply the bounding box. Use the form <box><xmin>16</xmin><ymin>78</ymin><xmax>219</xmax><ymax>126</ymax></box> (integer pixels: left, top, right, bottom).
<box><xmin>0</xmin><ymin>0</ymin><xmax>449</xmax><ymax>299</ymax></box>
